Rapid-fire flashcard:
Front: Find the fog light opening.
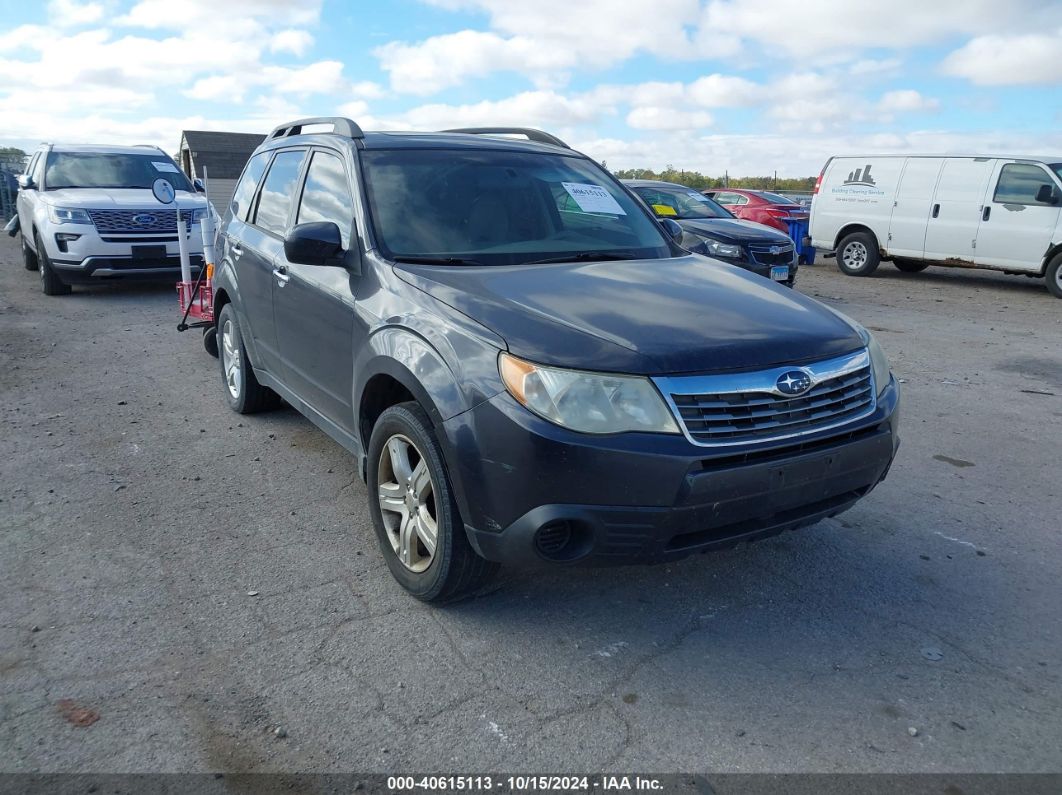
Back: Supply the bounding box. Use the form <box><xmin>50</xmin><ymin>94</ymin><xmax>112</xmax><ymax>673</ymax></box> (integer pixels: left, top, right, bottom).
<box><xmin>534</xmin><ymin>520</ymin><xmax>592</xmax><ymax>562</ymax></box>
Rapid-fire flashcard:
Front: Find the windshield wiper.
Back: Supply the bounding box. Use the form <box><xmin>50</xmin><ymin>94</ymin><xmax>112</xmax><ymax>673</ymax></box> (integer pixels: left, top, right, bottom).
<box><xmin>524</xmin><ymin>251</ymin><xmax>637</xmax><ymax>265</ymax></box>
<box><xmin>392</xmin><ymin>255</ymin><xmax>485</xmax><ymax>266</ymax></box>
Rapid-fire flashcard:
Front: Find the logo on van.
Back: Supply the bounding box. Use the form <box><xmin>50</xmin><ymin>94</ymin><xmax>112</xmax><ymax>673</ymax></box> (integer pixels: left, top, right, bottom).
<box><xmin>843</xmin><ymin>165</ymin><xmax>876</xmax><ymax>187</ymax></box>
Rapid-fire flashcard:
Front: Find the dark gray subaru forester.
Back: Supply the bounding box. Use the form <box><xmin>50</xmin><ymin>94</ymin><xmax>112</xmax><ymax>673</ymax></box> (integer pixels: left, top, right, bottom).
<box><xmin>212</xmin><ymin>117</ymin><xmax>900</xmax><ymax>602</ymax></box>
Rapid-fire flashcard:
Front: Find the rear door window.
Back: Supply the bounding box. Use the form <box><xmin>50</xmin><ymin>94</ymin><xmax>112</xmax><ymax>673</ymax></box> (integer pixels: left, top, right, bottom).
<box><xmin>296</xmin><ymin>150</ymin><xmax>355</xmax><ymax>248</ymax></box>
<box><xmin>253</xmin><ymin>149</ymin><xmax>307</xmax><ymax>236</ymax></box>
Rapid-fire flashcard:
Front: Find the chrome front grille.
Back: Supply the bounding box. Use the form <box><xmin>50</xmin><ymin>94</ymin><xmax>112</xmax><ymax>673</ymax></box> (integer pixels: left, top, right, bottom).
<box><xmin>88</xmin><ymin>209</ymin><xmax>194</xmax><ymax>234</ymax></box>
<box><xmin>655</xmin><ymin>349</ymin><xmax>876</xmax><ymax>446</ymax></box>
<box><xmin>749</xmin><ymin>244</ymin><xmax>794</xmax><ymax>265</ymax></box>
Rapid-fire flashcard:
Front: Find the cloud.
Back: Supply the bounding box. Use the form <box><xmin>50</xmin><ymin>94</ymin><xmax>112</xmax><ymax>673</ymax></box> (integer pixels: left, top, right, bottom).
<box><xmin>941</xmin><ymin>28</ymin><xmax>1062</xmax><ymax>85</ymax></box>
<box><xmin>48</xmin><ymin>0</ymin><xmax>103</xmax><ymax>27</ymax></box>
<box><xmin>375</xmin><ymin>0</ymin><xmax>703</xmax><ymax>93</ymax></box>
<box><xmin>627</xmin><ymin>107</ymin><xmax>714</xmax><ymax>131</ymax></box>
<box><xmin>400</xmin><ymin>90</ymin><xmax>605</xmax><ymax>129</ymax></box>
<box><xmin>270</xmin><ymin>29</ymin><xmax>315</xmax><ymax>57</ymax></box>
<box><xmin>878</xmin><ymin>89</ymin><xmax>940</xmax><ymax>113</ymax></box>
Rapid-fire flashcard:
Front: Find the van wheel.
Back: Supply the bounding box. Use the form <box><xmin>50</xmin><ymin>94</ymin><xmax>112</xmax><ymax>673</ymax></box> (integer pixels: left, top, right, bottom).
<box><xmin>836</xmin><ymin>232</ymin><xmax>880</xmax><ymax>276</ymax></box>
<box><xmin>217</xmin><ymin>304</ymin><xmax>280</xmax><ymax>413</ymax></box>
<box><xmin>21</xmin><ymin>233</ymin><xmax>38</xmax><ymax>271</ymax></box>
<box><xmin>35</xmin><ymin>232</ymin><xmax>71</xmax><ymax>295</ymax></box>
<box><xmin>893</xmin><ymin>259</ymin><xmax>929</xmax><ymax>273</ymax></box>
<box><xmin>1046</xmin><ymin>253</ymin><xmax>1062</xmax><ymax>299</ymax></box>
<box><xmin>367</xmin><ymin>402</ymin><xmax>497</xmax><ymax>603</ymax></box>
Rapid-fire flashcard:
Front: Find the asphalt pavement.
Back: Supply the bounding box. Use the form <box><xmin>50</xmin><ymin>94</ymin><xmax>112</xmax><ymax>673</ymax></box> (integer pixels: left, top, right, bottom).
<box><xmin>1</xmin><ymin>236</ymin><xmax>1060</xmax><ymax>776</ymax></box>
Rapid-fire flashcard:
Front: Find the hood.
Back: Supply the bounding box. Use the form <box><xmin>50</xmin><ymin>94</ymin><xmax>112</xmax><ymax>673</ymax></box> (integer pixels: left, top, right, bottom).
<box><xmin>394</xmin><ymin>255</ymin><xmax>863</xmax><ymax>375</ymax></box>
<box><xmin>677</xmin><ymin>217</ymin><xmax>791</xmax><ymax>244</ymax></box>
<box><xmin>41</xmin><ymin>188</ymin><xmax>207</xmax><ymax>211</ymax></box>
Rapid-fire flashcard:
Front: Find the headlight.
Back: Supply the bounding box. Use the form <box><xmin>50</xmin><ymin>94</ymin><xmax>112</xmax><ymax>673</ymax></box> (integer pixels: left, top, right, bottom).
<box><xmin>47</xmin><ymin>206</ymin><xmax>91</xmax><ymax>225</ymax></box>
<box><xmin>700</xmin><ymin>237</ymin><xmax>743</xmax><ymax>258</ymax></box>
<box><xmin>499</xmin><ymin>352</ymin><xmax>679</xmax><ymax>435</ymax></box>
<box><xmin>857</xmin><ymin>326</ymin><xmax>892</xmax><ymax>395</ymax></box>
<box><xmin>191</xmin><ymin>207</ymin><xmax>210</xmax><ymax>223</ymax></box>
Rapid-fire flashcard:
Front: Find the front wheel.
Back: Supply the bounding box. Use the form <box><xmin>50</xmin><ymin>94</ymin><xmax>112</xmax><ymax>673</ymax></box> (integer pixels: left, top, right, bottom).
<box><xmin>35</xmin><ymin>232</ymin><xmax>71</xmax><ymax>295</ymax></box>
<box><xmin>367</xmin><ymin>402</ymin><xmax>497</xmax><ymax>603</ymax></box>
<box><xmin>21</xmin><ymin>233</ymin><xmax>38</xmax><ymax>271</ymax></box>
<box><xmin>216</xmin><ymin>304</ymin><xmax>280</xmax><ymax>413</ymax></box>
<box><xmin>1046</xmin><ymin>253</ymin><xmax>1062</xmax><ymax>299</ymax></box>
<box><xmin>836</xmin><ymin>231</ymin><xmax>880</xmax><ymax>277</ymax></box>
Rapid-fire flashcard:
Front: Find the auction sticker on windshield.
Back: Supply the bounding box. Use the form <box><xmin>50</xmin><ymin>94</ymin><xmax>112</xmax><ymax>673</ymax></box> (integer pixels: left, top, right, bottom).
<box><xmin>562</xmin><ymin>182</ymin><xmax>626</xmax><ymax>215</ymax></box>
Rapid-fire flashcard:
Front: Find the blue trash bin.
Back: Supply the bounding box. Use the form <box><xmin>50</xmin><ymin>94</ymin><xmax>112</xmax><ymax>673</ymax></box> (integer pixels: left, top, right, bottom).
<box><xmin>785</xmin><ymin>217</ymin><xmax>816</xmax><ymax>264</ymax></box>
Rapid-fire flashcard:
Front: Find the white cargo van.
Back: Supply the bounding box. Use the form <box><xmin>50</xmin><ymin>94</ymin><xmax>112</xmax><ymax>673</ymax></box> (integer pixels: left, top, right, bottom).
<box><xmin>809</xmin><ymin>155</ymin><xmax>1062</xmax><ymax>297</ymax></box>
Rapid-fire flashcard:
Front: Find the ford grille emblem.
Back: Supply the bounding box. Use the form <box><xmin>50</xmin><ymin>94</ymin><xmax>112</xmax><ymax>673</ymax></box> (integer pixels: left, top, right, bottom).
<box><xmin>132</xmin><ymin>213</ymin><xmax>156</xmax><ymax>225</ymax></box>
<box><xmin>776</xmin><ymin>369</ymin><xmax>813</xmax><ymax>396</ymax></box>
<box><xmin>769</xmin><ymin>245</ymin><xmax>780</xmax><ymax>255</ymax></box>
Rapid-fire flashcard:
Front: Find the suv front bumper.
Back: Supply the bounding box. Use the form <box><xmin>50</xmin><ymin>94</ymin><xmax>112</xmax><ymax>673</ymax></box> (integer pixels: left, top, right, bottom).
<box><xmin>445</xmin><ymin>379</ymin><xmax>899</xmax><ymax>566</ymax></box>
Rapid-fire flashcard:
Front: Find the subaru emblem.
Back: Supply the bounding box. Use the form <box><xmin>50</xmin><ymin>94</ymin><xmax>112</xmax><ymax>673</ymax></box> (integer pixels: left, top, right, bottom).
<box><xmin>776</xmin><ymin>369</ymin><xmax>813</xmax><ymax>396</ymax></box>
<box><xmin>132</xmin><ymin>213</ymin><xmax>156</xmax><ymax>225</ymax></box>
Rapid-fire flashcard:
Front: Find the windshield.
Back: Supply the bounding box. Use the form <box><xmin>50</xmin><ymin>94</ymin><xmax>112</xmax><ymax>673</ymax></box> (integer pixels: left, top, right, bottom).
<box><xmin>44</xmin><ymin>152</ymin><xmax>194</xmax><ymax>192</ymax></box>
<box><xmin>1051</xmin><ymin>163</ymin><xmax>1062</xmax><ymax>182</ymax></box>
<box><xmin>630</xmin><ymin>186</ymin><xmax>733</xmax><ymax>220</ymax></box>
<box><xmin>360</xmin><ymin>149</ymin><xmax>672</xmax><ymax>266</ymax></box>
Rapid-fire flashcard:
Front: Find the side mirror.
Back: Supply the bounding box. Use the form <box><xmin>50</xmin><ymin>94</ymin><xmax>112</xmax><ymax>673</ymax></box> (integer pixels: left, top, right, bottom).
<box><xmin>1035</xmin><ymin>184</ymin><xmax>1059</xmax><ymax>205</ymax></box>
<box><xmin>193</xmin><ymin>178</ymin><xmax>206</xmax><ymax>194</ymax></box>
<box><xmin>284</xmin><ymin>221</ymin><xmax>343</xmax><ymax>266</ymax></box>
<box><xmin>17</xmin><ymin>174</ymin><xmax>35</xmax><ymax>190</ymax></box>
<box><xmin>661</xmin><ymin>217</ymin><xmax>684</xmax><ymax>243</ymax></box>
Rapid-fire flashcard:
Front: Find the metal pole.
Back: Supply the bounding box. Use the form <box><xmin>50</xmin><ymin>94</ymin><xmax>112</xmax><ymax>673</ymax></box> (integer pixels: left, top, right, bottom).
<box><xmin>177</xmin><ymin>210</ymin><xmax>192</xmax><ymax>283</ymax></box>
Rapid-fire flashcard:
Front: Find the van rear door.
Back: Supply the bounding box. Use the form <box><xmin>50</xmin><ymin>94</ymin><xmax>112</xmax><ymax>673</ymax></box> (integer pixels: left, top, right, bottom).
<box><xmin>923</xmin><ymin>158</ymin><xmax>996</xmax><ymax>264</ymax></box>
<box><xmin>887</xmin><ymin>157</ymin><xmax>943</xmax><ymax>258</ymax></box>
<box><xmin>973</xmin><ymin>161</ymin><xmax>1061</xmax><ymax>273</ymax></box>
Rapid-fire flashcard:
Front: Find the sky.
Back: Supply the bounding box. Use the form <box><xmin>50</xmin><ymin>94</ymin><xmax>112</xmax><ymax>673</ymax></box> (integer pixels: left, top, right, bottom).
<box><xmin>1</xmin><ymin>0</ymin><xmax>1060</xmax><ymax>176</ymax></box>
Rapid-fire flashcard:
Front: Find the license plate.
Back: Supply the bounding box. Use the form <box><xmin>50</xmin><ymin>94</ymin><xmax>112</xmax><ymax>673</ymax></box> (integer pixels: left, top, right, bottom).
<box><xmin>131</xmin><ymin>245</ymin><xmax>167</xmax><ymax>261</ymax></box>
<box><xmin>770</xmin><ymin>265</ymin><xmax>789</xmax><ymax>281</ymax></box>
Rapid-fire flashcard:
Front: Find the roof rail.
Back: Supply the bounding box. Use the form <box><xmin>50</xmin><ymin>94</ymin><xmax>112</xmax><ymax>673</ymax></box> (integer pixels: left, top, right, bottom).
<box><xmin>269</xmin><ymin>117</ymin><xmax>364</xmax><ymax>141</ymax></box>
<box><xmin>442</xmin><ymin>127</ymin><xmax>570</xmax><ymax>149</ymax></box>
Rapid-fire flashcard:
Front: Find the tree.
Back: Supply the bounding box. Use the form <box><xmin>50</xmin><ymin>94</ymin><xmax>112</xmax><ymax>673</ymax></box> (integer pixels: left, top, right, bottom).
<box><xmin>0</xmin><ymin>147</ymin><xmax>27</xmax><ymax>171</ymax></box>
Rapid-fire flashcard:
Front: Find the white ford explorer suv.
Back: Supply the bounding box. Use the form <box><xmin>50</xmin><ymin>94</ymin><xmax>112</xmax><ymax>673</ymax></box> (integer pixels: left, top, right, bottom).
<box><xmin>16</xmin><ymin>144</ymin><xmax>211</xmax><ymax>295</ymax></box>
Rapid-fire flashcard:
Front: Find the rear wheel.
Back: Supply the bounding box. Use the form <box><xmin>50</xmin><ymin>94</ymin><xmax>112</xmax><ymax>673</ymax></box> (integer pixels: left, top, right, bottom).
<box><xmin>367</xmin><ymin>402</ymin><xmax>497</xmax><ymax>603</ymax></box>
<box><xmin>1045</xmin><ymin>253</ymin><xmax>1062</xmax><ymax>299</ymax></box>
<box><xmin>893</xmin><ymin>259</ymin><xmax>930</xmax><ymax>273</ymax></box>
<box><xmin>35</xmin><ymin>232</ymin><xmax>71</xmax><ymax>295</ymax></box>
<box><xmin>217</xmin><ymin>304</ymin><xmax>280</xmax><ymax>413</ymax></box>
<box><xmin>836</xmin><ymin>231</ymin><xmax>880</xmax><ymax>277</ymax></box>
<box><xmin>21</xmin><ymin>233</ymin><xmax>38</xmax><ymax>271</ymax></box>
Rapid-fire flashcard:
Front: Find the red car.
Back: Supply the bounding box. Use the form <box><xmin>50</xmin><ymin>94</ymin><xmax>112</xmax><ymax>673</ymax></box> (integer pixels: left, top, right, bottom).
<box><xmin>702</xmin><ymin>189</ymin><xmax>809</xmax><ymax>234</ymax></box>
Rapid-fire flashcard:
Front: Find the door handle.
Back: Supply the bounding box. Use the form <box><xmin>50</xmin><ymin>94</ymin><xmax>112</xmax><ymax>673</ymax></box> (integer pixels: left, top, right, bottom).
<box><xmin>982</xmin><ymin>206</ymin><xmax>991</xmax><ymax>221</ymax></box>
<box><xmin>272</xmin><ymin>266</ymin><xmax>290</xmax><ymax>286</ymax></box>
<box><xmin>231</xmin><ymin>243</ymin><xmax>243</xmax><ymax>260</ymax></box>
<box><xmin>931</xmin><ymin>203</ymin><xmax>940</xmax><ymax>218</ymax></box>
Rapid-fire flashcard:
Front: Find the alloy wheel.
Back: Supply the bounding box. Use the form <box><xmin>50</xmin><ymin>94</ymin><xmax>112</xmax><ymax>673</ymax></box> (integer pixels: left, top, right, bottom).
<box><xmin>221</xmin><ymin>319</ymin><xmax>241</xmax><ymax>399</ymax></box>
<box><xmin>377</xmin><ymin>434</ymin><xmax>438</xmax><ymax>573</ymax></box>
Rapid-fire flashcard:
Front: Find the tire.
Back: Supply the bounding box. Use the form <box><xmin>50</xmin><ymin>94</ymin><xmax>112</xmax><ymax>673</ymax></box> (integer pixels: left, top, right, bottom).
<box><xmin>35</xmin><ymin>232</ymin><xmax>71</xmax><ymax>295</ymax></box>
<box><xmin>1046</xmin><ymin>253</ymin><xmax>1062</xmax><ymax>299</ymax></box>
<box><xmin>367</xmin><ymin>402</ymin><xmax>497</xmax><ymax>603</ymax></box>
<box><xmin>893</xmin><ymin>259</ymin><xmax>930</xmax><ymax>273</ymax></box>
<box><xmin>836</xmin><ymin>231</ymin><xmax>880</xmax><ymax>277</ymax></box>
<box><xmin>203</xmin><ymin>325</ymin><xmax>219</xmax><ymax>358</ymax></box>
<box><xmin>21</xmin><ymin>232</ymin><xmax>38</xmax><ymax>271</ymax></box>
<box><xmin>217</xmin><ymin>304</ymin><xmax>280</xmax><ymax>413</ymax></box>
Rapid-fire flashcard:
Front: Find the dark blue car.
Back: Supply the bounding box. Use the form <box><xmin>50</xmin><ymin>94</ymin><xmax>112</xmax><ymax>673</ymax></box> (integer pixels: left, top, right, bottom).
<box><xmin>210</xmin><ymin>118</ymin><xmax>900</xmax><ymax>602</ymax></box>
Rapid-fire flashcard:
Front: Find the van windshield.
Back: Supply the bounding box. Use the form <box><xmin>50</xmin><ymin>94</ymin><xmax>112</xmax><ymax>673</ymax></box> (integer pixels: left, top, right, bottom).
<box><xmin>44</xmin><ymin>152</ymin><xmax>194</xmax><ymax>192</ymax></box>
<box><xmin>360</xmin><ymin>149</ymin><xmax>672</xmax><ymax>266</ymax></box>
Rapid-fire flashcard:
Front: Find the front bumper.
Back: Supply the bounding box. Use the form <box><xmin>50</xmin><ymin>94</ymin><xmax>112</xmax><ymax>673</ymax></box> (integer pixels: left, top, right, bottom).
<box><xmin>444</xmin><ymin>379</ymin><xmax>899</xmax><ymax>567</ymax></box>
<box><xmin>50</xmin><ymin>254</ymin><xmax>204</xmax><ymax>283</ymax></box>
<box><xmin>41</xmin><ymin>223</ymin><xmax>206</xmax><ymax>282</ymax></box>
